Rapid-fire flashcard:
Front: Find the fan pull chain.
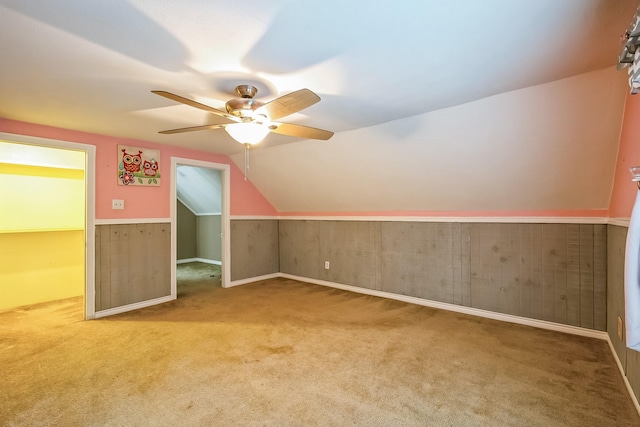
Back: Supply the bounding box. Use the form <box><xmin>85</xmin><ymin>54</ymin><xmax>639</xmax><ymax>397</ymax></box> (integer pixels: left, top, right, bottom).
<box><xmin>243</xmin><ymin>143</ymin><xmax>251</xmax><ymax>181</ymax></box>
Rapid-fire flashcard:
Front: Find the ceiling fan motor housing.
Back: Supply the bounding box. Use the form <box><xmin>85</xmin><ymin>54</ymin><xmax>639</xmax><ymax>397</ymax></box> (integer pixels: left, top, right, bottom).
<box><xmin>225</xmin><ymin>85</ymin><xmax>266</xmax><ymax>121</ymax></box>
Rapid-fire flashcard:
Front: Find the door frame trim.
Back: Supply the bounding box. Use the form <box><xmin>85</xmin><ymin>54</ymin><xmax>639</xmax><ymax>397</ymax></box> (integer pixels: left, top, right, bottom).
<box><xmin>0</xmin><ymin>132</ymin><xmax>96</xmax><ymax>319</ymax></box>
<box><xmin>170</xmin><ymin>157</ymin><xmax>231</xmax><ymax>295</ymax></box>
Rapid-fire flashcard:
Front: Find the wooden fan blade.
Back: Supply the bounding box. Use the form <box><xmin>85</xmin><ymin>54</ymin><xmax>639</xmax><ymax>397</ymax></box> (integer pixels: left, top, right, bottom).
<box><xmin>270</xmin><ymin>122</ymin><xmax>333</xmax><ymax>140</ymax></box>
<box><xmin>159</xmin><ymin>124</ymin><xmax>227</xmax><ymax>134</ymax></box>
<box><xmin>152</xmin><ymin>90</ymin><xmax>238</xmax><ymax>122</ymax></box>
<box><xmin>261</xmin><ymin>89</ymin><xmax>320</xmax><ymax>121</ymax></box>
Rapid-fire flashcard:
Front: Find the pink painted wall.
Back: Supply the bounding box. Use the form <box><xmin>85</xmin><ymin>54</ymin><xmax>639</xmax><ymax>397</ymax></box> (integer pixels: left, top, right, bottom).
<box><xmin>0</xmin><ymin>119</ymin><xmax>277</xmax><ymax>218</ymax></box>
<box><xmin>4</xmin><ymin>104</ymin><xmax>633</xmax><ymax>221</ymax></box>
<box><xmin>609</xmin><ymin>93</ymin><xmax>640</xmax><ymax>219</ymax></box>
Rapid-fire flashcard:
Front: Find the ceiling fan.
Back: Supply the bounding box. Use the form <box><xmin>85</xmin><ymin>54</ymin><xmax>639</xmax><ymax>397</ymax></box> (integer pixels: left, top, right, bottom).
<box><xmin>152</xmin><ymin>85</ymin><xmax>334</xmax><ymax>145</ymax></box>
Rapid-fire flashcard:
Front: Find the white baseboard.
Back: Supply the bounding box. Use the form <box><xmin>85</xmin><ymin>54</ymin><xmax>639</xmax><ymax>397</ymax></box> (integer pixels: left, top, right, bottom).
<box><xmin>227</xmin><ymin>273</ymin><xmax>281</xmax><ymax>288</ymax></box>
<box><xmin>606</xmin><ymin>335</ymin><xmax>640</xmax><ymax>416</ymax></box>
<box><xmin>94</xmin><ymin>295</ymin><xmax>175</xmax><ymax>318</ymax></box>
<box><xmin>177</xmin><ymin>258</ymin><xmax>222</xmax><ymax>265</ymax></box>
<box><xmin>279</xmin><ymin>273</ymin><xmax>607</xmax><ymax>340</ymax></box>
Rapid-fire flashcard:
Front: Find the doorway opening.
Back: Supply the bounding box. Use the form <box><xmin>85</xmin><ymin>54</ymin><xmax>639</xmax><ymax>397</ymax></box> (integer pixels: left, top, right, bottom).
<box><xmin>0</xmin><ymin>133</ymin><xmax>95</xmax><ymax>320</ymax></box>
<box><xmin>170</xmin><ymin>157</ymin><xmax>230</xmax><ymax>299</ymax></box>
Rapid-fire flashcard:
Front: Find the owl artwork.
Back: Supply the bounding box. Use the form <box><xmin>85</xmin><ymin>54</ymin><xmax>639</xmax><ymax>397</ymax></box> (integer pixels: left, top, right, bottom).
<box><xmin>143</xmin><ymin>159</ymin><xmax>158</xmax><ymax>177</ymax></box>
<box><xmin>122</xmin><ymin>149</ymin><xmax>142</xmax><ymax>173</ymax></box>
<box><xmin>117</xmin><ymin>145</ymin><xmax>161</xmax><ymax>186</ymax></box>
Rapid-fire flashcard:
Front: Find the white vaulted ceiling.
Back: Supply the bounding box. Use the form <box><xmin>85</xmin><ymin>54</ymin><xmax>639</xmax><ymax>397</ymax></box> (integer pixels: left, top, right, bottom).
<box><xmin>0</xmin><ymin>0</ymin><xmax>637</xmax><ymax>213</ymax></box>
<box><xmin>176</xmin><ymin>165</ymin><xmax>222</xmax><ymax>215</ymax></box>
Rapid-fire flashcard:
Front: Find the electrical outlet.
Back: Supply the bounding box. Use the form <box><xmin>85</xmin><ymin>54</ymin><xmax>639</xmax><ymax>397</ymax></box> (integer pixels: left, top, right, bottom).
<box><xmin>112</xmin><ymin>199</ymin><xmax>124</xmax><ymax>210</ymax></box>
<box><xmin>324</xmin><ymin>261</ymin><xmax>330</xmax><ymax>269</ymax></box>
<box><xmin>618</xmin><ymin>316</ymin><xmax>623</xmax><ymax>340</ymax></box>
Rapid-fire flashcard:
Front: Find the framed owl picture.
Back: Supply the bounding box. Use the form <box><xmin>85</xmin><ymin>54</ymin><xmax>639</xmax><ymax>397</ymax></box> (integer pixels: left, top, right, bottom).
<box><xmin>117</xmin><ymin>145</ymin><xmax>161</xmax><ymax>186</ymax></box>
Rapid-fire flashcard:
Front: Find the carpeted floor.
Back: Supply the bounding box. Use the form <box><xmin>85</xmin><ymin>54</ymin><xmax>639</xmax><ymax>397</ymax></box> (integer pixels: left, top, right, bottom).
<box><xmin>1</xmin><ymin>262</ymin><xmax>639</xmax><ymax>426</ymax></box>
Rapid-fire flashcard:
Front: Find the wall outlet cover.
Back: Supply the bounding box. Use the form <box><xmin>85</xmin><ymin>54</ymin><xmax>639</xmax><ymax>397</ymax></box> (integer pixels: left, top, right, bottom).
<box><xmin>618</xmin><ymin>316</ymin><xmax>623</xmax><ymax>340</ymax></box>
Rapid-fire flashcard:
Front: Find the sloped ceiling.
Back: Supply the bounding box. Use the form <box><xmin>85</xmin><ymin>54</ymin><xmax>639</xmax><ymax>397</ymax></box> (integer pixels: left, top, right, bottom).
<box><xmin>0</xmin><ymin>0</ymin><xmax>637</xmax><ymax>213</ymax></box>
<box><xmin>176</xmin><ymin>165</ymin><xmax>222</xmax><ymax>215</ymax></box>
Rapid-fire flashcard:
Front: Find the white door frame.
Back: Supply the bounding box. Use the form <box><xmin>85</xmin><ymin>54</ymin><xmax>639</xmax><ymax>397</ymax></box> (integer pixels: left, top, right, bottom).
<box><xmin>0</xmin><ymin>132</ymin><xmax>96</xmax><ymax>319</ymax></box>
<box><xmin>170</xmin><ymin>157</ymin><xmax>231</xmax><ymax>294</ymax></box>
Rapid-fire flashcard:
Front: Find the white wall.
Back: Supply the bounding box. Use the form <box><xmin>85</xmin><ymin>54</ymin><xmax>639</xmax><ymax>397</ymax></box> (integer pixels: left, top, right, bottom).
<box><xmin>238</xmin><ymin>67</ymin><xmax>628</xmax><ymax>213</ymax></box>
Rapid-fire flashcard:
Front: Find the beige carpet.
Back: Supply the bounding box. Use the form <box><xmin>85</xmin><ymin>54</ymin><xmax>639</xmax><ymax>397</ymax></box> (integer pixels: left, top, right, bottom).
<box><xmin>1</xmin><ymin>262</ymin><xmax>639</xmax><ymax>426</ymax></box>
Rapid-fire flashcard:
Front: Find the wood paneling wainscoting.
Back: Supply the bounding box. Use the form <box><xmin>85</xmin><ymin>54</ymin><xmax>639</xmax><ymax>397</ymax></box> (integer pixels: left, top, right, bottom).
<box><xmin>230</xmin><ymin>219</ymin><xmax>279</xmax><ymax>281</ymax></box>
<box><xmin>468</xmin><ymin>223</ymin><xmax>606</xmax><ymax>329</ymax></box>
<box><xmin>92</xmin><ymin>218</ymin><xmax>640</xmax><ymax>406</ymax></box>
<box><xmin>94</xmin><ymin>219</ymin><xmax>609</xmax><ymax>331</ymax></box>
<box><xmin>95</xmin><ymin>220</ymin><xmax>281</xmax><ymax>313</ymax></box>
<box><xmin>279</xmin><ymin>221</ymin><xmax>607</xmax><ymax>331</ymax></box>
<box><xmin>95</xmin><ymin>223</ymin><xmax>171</xmax><ymax>311</ymax></box>
<box><xmin>607</xmin><ymin>225</ymin><xmax>640</xmax><ymax>404</ymax></box>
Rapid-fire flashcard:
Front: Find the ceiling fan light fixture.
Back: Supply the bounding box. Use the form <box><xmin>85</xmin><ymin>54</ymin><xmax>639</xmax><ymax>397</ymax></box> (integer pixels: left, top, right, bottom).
<box><xmin>153</xmin><ymin>86</ymin><xmax>332</xmax><ymax>141</ymax></box>
<box><xmin>224</xmin><ymin>122</ymin><xmax>270</xmax><ymax>145</ymax></box>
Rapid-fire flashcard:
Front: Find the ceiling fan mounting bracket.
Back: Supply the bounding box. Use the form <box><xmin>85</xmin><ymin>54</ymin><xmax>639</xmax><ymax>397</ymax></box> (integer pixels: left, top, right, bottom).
<box><xmin>235</xmin><ymin>84</ymin><xmax>258</xmax><ymax>99</ymax></box>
